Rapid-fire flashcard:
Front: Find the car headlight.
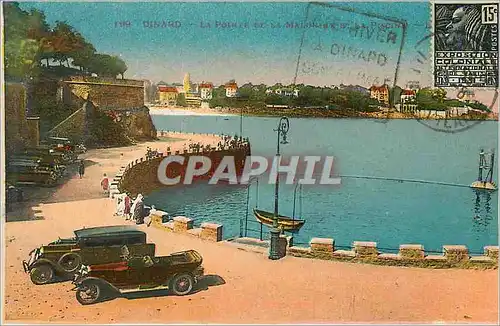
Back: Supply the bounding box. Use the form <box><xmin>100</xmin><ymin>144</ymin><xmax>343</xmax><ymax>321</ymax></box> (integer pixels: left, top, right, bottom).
<box><xmin>79</xmin><ymin>265</ymin><xmax>89</xmax><ymax>275</ymax></box>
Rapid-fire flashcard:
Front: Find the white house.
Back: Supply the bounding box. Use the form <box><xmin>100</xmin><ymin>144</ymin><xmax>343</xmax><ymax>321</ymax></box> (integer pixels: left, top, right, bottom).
<box><xmin>199</xmin><ymin>82</ymin><xmax>213</xmax><ymax>100</ymax></box>
<box><xmin>400</xmin><ymin>89</ymin><xmax>417</xmax><ymax>113</ymax></box>
<box><xmin>266</xmin><ymin>87</ymin><xmax>299</xmax><ymax>97</ymax></box>
<box><xmin>225</xmin><ymin>81</ymin><xmax>238</xmax><ymax>97</ymax></box>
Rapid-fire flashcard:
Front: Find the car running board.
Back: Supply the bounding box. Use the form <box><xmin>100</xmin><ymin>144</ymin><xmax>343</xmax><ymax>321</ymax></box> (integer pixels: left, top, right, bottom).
<box><xmin>119</xmin><ymin>285</ymin><xmax>170</xmax><ymax>294</ymax></box>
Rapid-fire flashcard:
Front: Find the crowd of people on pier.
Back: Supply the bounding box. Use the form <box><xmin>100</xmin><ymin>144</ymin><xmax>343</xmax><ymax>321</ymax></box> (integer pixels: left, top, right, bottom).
<box><xmin>146</xmin><ymin>147</ymin><xmax>161</xmax><ymax>159</ymax></box>
<box><xmin>109</xmin><ymin>133</ymin><xmax>250</xmax><ymax>225</ymax></box>
<box><xmin>113</xmin><ymin>192</ymin><xmax>151</xmax><ymax>225</ymax></box>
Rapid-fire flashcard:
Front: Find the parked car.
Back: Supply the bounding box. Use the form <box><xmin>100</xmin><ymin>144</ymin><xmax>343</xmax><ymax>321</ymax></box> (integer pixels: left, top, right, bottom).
<box><xmin>23</xmin><ymin>225</ymin><xmax>155</xmax><ymax>285</ymax></box>
<box><xmin>72</xmin><ymin>246</ymin><xmax>204</xmax><ymax>305</ymax></box>
<box><xmin>22</xmin><ymin>147</ymin><xmax>67</xmax><ymax>165</ymax></box>
<box><xmin>11</xmin><ymin>153</ymin><xmax>65</xmax><ymax>176</ymax></box>
<box><xmin>7</xmin><ymin>159</ymin><xmax>59</xmax><ymax>186</ymax></box>
<box><xmin>40</xmin><ymin>137</ymin><xmax>78</xmax><ymax>163</ymax></box>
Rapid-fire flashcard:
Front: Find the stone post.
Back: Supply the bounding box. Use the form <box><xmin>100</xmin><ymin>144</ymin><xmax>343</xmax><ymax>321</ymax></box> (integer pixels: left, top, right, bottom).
<box><xmin>310</xmin><ymin>238</ymin><xmax>334</xmax><ymax>259</ymax></box>
<box><xmin>399</xmin><ymin>244</ymin><xmax>425</xmax><ymax>259</ymax></box>
<box><xmin>484</xmin><ymin>246</ymin><xmax>498</xmax><ymax>260</ymax></box>
<box><xmin>200</xmin><ymin>223</ymin><xmax>223</xmax><ymax>242</ymax></box>
<box><xmin>353</xmin><ymin>241</ymin><xmax>378</xmax><ymax>258</ymax></box>
<box><xmin>443</xmin><ymin>245</ymin><xmax>469</xmax><ymax>263</ymax></box>
<box><xmin>173</xmin><ymin>216</ymin><xmax>193</xmax><ymax>233</ymax></box>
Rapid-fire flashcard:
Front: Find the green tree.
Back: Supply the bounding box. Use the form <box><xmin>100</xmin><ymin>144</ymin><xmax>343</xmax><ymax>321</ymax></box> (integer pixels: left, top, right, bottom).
<box><xmin>176</xmin><ymin>93</ymin><xmax>187</xmax><ymax>107</ymax></box>
<box><xmin>4</xmin><ymin>2</ymin><xmax>45</xmax><ymax>81</ymax></box>
<box><xmin>86</xmin><ymin>54</ymin><xmax>126</xmax><ymax>78</ymax></box>
<box><xmin>431</xmin><ymin>88</ymin><xmax>447</xmax><ymax>102</ymax></box>
<box><xmin>112</xmin><ymin>56</ymin><xmax>128</xmax><ymax>78</ymax></box>
<box><xmin>71</xmin><ymin>41</ymin><xmax>96</xmax><ymax>72</ymax></box>
<box><xmin>51</xmin><ymin>21</ymin><xmax>81</xmax><ymax>66</ymax></box>
<box><xmin>416</xmin><ymin>88</ymin><xmax>448</xmax><ymax>111</ymax></box>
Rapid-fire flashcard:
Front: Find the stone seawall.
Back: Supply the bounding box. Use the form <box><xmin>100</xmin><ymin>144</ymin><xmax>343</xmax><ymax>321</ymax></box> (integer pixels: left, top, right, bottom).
<box><xmin>109</xmin><ymin>135</ymin><xmax>497</xmax><ymax>269</ymax></box>
<box><xmin>62</xmin><ymin>76</ymin><xmax>144</xmax><ymax>110</ymax></box>
<box><xmin>229</xmin><ymin>237</ymin><xmax>498</xmax><ymax>269</ymax></box>
<box><xmin>44</xmin><ymin>75</ymin><xmax>156</xmax><ymax>144</ymax></box>
<box><xmin>118</xmin><ymin>134</ymin><xmax>251</xmax><ymax>197</ymax></box>
<box><xmin>108</xmin><ymin>134</ymin><xmax>250</xmax><ymax>243</ymax></box>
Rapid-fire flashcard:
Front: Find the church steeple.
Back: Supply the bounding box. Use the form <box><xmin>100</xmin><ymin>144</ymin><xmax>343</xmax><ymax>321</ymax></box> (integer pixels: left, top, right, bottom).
<box><xmin>183</xmin><ymin>73</ymin><xmax>191</xmax><ymax>93</ymax></box>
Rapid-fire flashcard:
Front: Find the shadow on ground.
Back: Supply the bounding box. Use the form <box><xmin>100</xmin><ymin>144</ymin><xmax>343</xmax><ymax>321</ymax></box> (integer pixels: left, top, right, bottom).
<box><xmin>5</xmin><ymin>204</ymin><xmax>45</xmax><ymax>223</ymax></box>
<box><xmin>122</xmin><ymin>274</ymin><xmax>226</xmax><ymax>301</ymax></box>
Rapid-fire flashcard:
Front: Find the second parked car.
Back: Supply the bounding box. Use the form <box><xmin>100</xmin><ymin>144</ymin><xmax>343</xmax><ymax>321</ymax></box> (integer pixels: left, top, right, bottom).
<box><xmin>23</xmin><ymin>225</ymin><xmax>155</xmax><ymax>285</ymax></box>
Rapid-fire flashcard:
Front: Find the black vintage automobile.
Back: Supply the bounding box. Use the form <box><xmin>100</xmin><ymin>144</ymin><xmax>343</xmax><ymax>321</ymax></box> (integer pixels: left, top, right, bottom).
<box><xmin>22</xmin><ymin>147</ymin><xmax>67</xmax><ymax>166</ymax></box>
<box><xmin>11</xmin><ymin>152</ymin><xmax>66</xmax><ymax>176</ymax></box>
<box><xmin>72</xmin><ymin>246</ymin><xmax>204</xmax><ymax>305</ymax></box>
<box><xmin>7</xmin><ymin>159</ymin><xmax>59</xmax><ymax>186</ymax></box>
<box><xmin>23</xmin><ymin>225</ymin><xmax>155</xmax><ymax>285</ymax></box>
<box><xmin>42</xmin><ymin>137</ymin><xmax>78</xmax><ymax>163</ymax></box>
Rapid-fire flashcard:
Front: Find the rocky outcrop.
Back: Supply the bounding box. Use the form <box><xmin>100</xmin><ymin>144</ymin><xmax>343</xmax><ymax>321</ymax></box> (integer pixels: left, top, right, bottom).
<box><xmin>111</xmin><ymin>106</ymin><xmax>157</xmax><ymax>141</ymax></box>
<box><xmin>44</xmin><ymin>75</ymin><xmax>156</xmax><ymax>147</ymax></box>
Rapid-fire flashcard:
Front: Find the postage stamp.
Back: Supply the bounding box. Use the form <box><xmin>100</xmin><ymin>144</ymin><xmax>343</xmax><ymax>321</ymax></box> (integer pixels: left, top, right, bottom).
<box><xmin>1</xmin><ymin>0</ymin><xmax>499</xmax><ymax>324</ymax></box>
<box><xmin>433</xmin><ymin>3</ymin><xmax>499</xmax><ymax>88</ymax></box>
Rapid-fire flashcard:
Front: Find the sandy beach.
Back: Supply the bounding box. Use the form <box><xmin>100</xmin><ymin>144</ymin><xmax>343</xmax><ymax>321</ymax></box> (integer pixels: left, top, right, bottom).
<box><xmin>148</xmin><ymin>105</ymin><xmax>236</xmax><ymax>117</ymax></box>
<box><xmin>3</xmin><ymin>133</ymin><xmax>498</xmax><ymax>324</ymax></box>
<box><xmin>148</xmin><ymin>105</ymin><xmax>499</xmax><ymax>121</ymax></box>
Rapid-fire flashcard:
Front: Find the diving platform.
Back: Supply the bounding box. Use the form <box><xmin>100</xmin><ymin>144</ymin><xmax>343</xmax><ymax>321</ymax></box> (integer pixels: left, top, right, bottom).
<box><xmin>470</xmin><ymin>149</ymin><xmax>497</xmax><ymax>192</ymax></box>
<box><xmin>470</xmin><ymin>181</ymin><xmax>497</xmax><ymax>191</ymax></box>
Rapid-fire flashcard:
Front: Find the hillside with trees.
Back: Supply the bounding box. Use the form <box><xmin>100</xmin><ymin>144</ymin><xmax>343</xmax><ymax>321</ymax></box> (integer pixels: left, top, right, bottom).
<box><xmin>208</xmin><ymin>82</ymin><xmax>382</xmax><ymax>113</ymax></box>
<box><xmin>4</xmin><ymin>2</ymin><xmax>127</xmax><ymax>82</ymax></box>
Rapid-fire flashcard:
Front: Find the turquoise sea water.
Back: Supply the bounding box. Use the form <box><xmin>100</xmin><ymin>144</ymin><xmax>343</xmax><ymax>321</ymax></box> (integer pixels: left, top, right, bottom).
<box><xmin>147</xmin><ymin>115</ymin><xmax>498</xmax><ymax>253</ymax></box>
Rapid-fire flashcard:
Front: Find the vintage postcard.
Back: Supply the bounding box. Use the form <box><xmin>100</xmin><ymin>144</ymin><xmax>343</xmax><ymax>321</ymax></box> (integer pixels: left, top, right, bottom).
<box><xmin>1</xmin><ymin>0</ymin><xmax>499</xmax><ymax>324</ymax></box>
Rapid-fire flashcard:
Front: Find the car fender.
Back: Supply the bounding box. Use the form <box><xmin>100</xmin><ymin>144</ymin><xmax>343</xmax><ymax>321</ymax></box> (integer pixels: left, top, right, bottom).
<box><xmin>168</xmin><ymin>271</ymin><xmax>197</xmax><ymax>286</ymax></box>
<box><xmin>30</xmin><ymin>258</ymin><xmax>59</xmax><ymax>271</ymax></box>
<box><xmin>76</xmin><ymin>277</ymin><xmax>120</xmax><ymax>293</ymax></box>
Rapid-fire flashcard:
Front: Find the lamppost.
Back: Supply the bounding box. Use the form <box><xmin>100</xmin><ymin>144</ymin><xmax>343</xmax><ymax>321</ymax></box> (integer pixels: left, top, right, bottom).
<box><xmin>269</xmin><ymin>116</ymin><xmax>289</xmax><ymax>260</ymax></box>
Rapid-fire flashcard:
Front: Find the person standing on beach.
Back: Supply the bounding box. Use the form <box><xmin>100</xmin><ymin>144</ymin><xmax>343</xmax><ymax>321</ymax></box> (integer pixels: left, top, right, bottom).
<box><xmin>101</xmin><ymin>173</ymin><xmax>109</xmax><ymax>195</ymax></box>
<box><xmin>124</xmin><ymin>194</ymin><xmax>131</xmax><ymax>219</ymax></box>
<box><xmin>78</xmin><ymin>160</ymin><xmax>85</xmax><ymax>178</ymax></box>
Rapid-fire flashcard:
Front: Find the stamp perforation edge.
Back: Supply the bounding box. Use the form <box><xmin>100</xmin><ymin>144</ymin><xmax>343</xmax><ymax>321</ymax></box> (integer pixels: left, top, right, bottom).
<box><xmin>432</xmin><ymin>1</ymin><xmax>499</xmax><ymax>89</ymax></box>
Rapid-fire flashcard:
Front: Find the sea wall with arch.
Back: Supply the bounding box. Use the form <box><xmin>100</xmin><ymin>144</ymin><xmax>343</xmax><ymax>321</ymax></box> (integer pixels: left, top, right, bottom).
<box><xmin>117</xmin><ymin>132</ymin><xmax>251</xmax><ymax>197</ymax></box>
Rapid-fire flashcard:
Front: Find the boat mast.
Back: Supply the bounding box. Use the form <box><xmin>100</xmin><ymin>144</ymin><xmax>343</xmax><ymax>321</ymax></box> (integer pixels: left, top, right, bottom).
<box><xmin>478</xmin><ymin>149</ymin><xmax>485</xmax><ymax>182</ymax></box>
<box><xmin>292</xmin><ymin>183</ymin><xmax>299</xmax><ymax>222</ymax></box>
<box><xmin>486</xmin><ymin>150</ymin><xmax>495</xmax><ymax>183</ymax></box>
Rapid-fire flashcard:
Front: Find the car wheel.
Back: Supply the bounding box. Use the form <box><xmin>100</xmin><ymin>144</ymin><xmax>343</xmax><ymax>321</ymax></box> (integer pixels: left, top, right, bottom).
<box><xmin>76</xmin><ymin>281</ymin><xmax>102</xmax><ymax>305</ymax></box>
<box><xmin>170</xmin><ymin>273</ymin><xmax>194</xmax><ymax>296</ymax></box>
<box><xmin>30</xmin><ymin>264</ymin><xmax>55</xmax><ymax>285</ymax></box>
<box><xmin>58</xmin><ymin>252</ymin><xmax>82</xmax><ymax>273</ymax></box>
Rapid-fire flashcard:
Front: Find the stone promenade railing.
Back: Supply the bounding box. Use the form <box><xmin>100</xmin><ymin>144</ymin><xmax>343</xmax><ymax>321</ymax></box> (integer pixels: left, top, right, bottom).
<box><xmin>260</xmin><ymin>236</ymin><xmax>498</xmax><ymax>269</ymax></box>
<box><xmin>149</xmin><ymin>213</ymin><xmax>223</xmax><ymax>242</ymax></box>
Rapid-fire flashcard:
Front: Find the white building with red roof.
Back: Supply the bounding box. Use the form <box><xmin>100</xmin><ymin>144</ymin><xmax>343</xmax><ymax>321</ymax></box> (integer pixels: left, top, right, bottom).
<box><xmin>225</xmin><ymin>81</ymin><xmax>238</xmax><ymax>98</ymax></box>
<box><xmin>199</xmin><ymin>82</ymin><xmax>214</xmax><ymax>100</ymax></box>
<box><xmin>400</xmin><ymin>89</ymin><xmax>417</xmax><ymax>113</ymax></box>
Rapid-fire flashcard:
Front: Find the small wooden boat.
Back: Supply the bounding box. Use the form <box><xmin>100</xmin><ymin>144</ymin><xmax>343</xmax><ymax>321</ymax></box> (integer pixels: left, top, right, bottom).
<box><xmin>253</xmin><ymin>208</ymin><xmax>305</xmax><ymax>232</ymax></box>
